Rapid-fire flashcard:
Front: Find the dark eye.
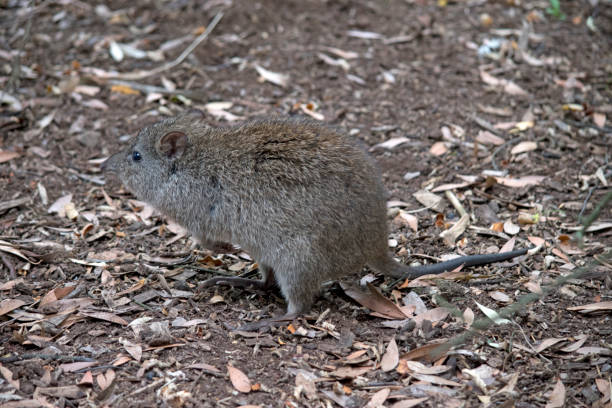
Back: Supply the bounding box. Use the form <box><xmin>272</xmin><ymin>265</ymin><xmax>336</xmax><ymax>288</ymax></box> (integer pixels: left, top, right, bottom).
<box><xmin>132</xmin><ymin>151</ymin><xmax>142</xmax><ymax>162</ymax></box>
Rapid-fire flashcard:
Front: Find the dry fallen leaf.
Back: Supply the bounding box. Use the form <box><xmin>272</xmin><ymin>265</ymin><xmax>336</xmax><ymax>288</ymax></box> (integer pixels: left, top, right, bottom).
<box><xmin>593</xmin><ymin>112</ymin><xmax>606</xmax><ymax>128</ymax></box>
<box><xmin>79</xmin><ymin>371</ymin><xmax>94</xmax><ymax>386</ymax></box>
<box><xmin>559</xmin><ymin>334</ymin><xmax>588</xmax><ymax>353</ymax></box>
<box><xmin>489</xmin><ymin>291</ymin><xmax>511</xmax><ymax>303</ymax></box>
<box><xmin>342</xmin><ymin>283</ymin><xmax>409</xmax><ymax>319</ymax></box>
<box><xmin>389</xmin><ymin>397</ymin><xmax>429</xmax><ymax>408</ymax></box>
<box><xmin>401</xmin><ymin>342</ymin><xmax>448</xmax><ymax>362</ymax></box>
<box><xmin>381</xmin><ymin>338</ymin><xmax>399</xmax><ymax>372</ymax></box>
<box><xmin>0</xmin><ymin>299</ymin><xmax>26</xmax><ymax>316</ymax></box>
<box><xmin>545</xmin><ymin>378</ymin><xmax>566</xmax><ymax>408</ymax></box>
<box><xmin>60</xmin><ymin>362</ymin><xmax>99</xmax><ymax>373</ymax></box>
<box><xmin>413</xmin><ymin>190</ymin><xmax>444</xmax><ymax>212</ymax></box>
<box><xmin>567</xmin><ymin>301</ymin><xmax>612</xmax><ymax>314</ymax></box>
<box><xmin>0</xmin><ymin>150</ymin><xmax>20</xmax><ymax>163</ymax></box>
<box><xmin>412</xmin><ymin>308</ymin><xmax>450</xmax><ymax>328</ymax></box>
<box><xmin>429</xmin><ymin>141</ymin><xmax>448</xmax><ymax>156</ymax></box>
<box><xmin>495</xmin><ymin>176</ymin><xmax>545</xmax><ymax>188</ymax></box>
<box><xmin>228</xmin><ymin>364</ymin><xmax>251</xmax><ymax>393</ymax></box>
<box><xmin>80</xmin><ymin>310</ymin><xmax>128</xmax><ymax>326</ymax></box>
<box><xmin>534</xmin><ymin>338</ymin><xmax>566</xmax><ymax>354</ymax></box>
<box><xmin>510</xmin><ymin>141</ymin><xmax>538</xmax><ymax>155</ymax></box>
<box><xmin>48</xmin><ymin>194</ymin><xmax>73</xmax><ymax>217</ymax></box>
<box><xmin>503</xmin><ymin>220</ymin><xmax>520</xmax><ymax>235</ymax></box>
<box><xmin>370</xmin><ymin>137</ymin><xmax>410</xmax><ymax>151</ymax></box>
<box><xmin>401</xmin><ymin>361</ymin><xmax>451</xmax><ymax>375</ymax></box>
<box><xmin>120</xmin><ymin>338</ymin><xmax>142</xmax><ymax>361</ymax></box>
<box><xmin>96</xmin><ymin>369</ymin><xmax>116</xmax><ymax>391</ymax></box>
<box><xmin>365</xmin><ymin>388</ymin><xmax>390</xmax><ymax>408</ymax></box>
<box><xmin>0</xmin><ymin>364</ymin><xmax>20</xmax><ymax>390</ymax></box>
<box><xmin>463</xmin><ymin>307</ymin><xmax>474</xmax><ymax>328</ymax></box>
<box><xmin>40</xmin><ymin>285</ymin><xmax>77</xmax><ymax>307</ymax></box>
<box><xmin>254</xmin><ymin>64</ymin><xmax>289</xmax><ymax>87</ymax></box>
<box><xmin>330</xmin><ymin>365</ymin><xmax>371</xmax><ymax>378</ymax></box>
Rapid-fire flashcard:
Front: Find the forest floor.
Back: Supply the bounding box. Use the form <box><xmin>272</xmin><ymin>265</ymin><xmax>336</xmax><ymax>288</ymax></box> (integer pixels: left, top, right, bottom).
<box><xmin>1</xmin><ymin>0</ymin><xmax>611</xmax><ymax>407</ymax></box>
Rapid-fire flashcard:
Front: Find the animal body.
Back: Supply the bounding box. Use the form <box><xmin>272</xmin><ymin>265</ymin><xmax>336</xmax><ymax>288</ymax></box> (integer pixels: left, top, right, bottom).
<box><xmin>103</xmin><ymin>111</ymin><xmax>525</xmax><ymax>320</ymax></box>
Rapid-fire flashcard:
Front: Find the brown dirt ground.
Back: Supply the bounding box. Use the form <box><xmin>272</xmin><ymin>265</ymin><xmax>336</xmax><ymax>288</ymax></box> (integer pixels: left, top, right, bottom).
<box><xmin>1</xmin><ymin>0</ymin><xmax>611</xmax><ymax>407</ymax></box>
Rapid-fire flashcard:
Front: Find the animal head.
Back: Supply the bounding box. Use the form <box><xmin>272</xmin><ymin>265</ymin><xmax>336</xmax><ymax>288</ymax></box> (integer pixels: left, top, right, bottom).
<box><xmin>102</xmin><ymin>109</ymin><xmax>205</xmax><ymax>204</ymax></box>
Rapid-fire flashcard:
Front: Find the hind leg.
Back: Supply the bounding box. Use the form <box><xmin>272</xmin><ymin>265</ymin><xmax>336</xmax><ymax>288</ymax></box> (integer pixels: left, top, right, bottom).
<box><xmin>236</xmin><ymin>265</ymin><xmax>319</xmax><ymax>331</ymax></box>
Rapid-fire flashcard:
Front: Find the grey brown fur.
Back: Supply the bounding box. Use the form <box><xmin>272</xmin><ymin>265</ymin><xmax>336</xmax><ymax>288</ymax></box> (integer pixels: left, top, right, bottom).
<box><xmin>103</xmin><ymin>111</ymin><xmax>526</xmax><ymax>317</ymax></box>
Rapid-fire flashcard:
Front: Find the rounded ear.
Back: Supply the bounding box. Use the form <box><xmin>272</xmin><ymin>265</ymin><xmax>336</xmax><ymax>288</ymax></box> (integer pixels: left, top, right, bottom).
<box><xmin>180</xmin><ymin>109</ymin><xmax>205</xmax><ymax>120</ymax></box>
<box><xmin>157</xmin><ymin>131</ymin><xmax>187</xmax><ymax>159</ymax></box>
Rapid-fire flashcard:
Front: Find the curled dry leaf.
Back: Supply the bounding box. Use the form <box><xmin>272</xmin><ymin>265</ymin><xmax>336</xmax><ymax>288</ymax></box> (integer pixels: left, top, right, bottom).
<box><xmin>440</xmin><ymin>214</ymin><xmax>469</xmax><ymax>246</ymax></box>
<box><xmin>228</xmin><ymin>364</ymin><xmax>251</xmax><ymax>393</ymax></box>
<box><xmin>401</xmin><ymin>361</ymin><xmax>451</xmax><ymax>375</ymax></box>
<box><xmin>559</xmin><ymin>334</ymin><xmax>588</xmax><ymax>353</ymax></box>
<box><xmin>393</xmin><ymin>210</ymin><xmax>418</xmax><ymax>232</ymax></box>
<box><xmin>518</xmin><ymin>212</ymin><xmax>539</xmax><ymax>225</ymax></box>
<box><xmin>254</xmin><ymin>64</ymin><xmax>289</xmax><ymax>87</ymax></box>
<box><xmin>48</xmin><ymin>194</ymin><xmax>73</xmax><ymax>217</ymax></box>
<box><xmin>412</xmin><ymin>308</ymin><xmax>450</xmax><ymax>328</ymax></box>
<box><xmin>524</xmin><ymin>280</ymin><xmax>542</xmax><ymax>294</ymax></box>
<box><xmin>475</xmin><ymin>302</ymin><xmax>510</xmax><ymax>325</ymax></box>
<box><xmin>370</xmin><ymin>137</ymin><xmax>410</xmax><ymax>151</ymax></box>
<box><xmin>511</xmin><ymin>141</ymin><xmax>538</xmax><ymax>155</ymax></box>
<box><xmin>503</xmin><ymin>220</ymin><xmax>520</xmax><ymax>235</ymax></box>
<box><xmin>462</xmin><ymin>368</ymin><xmax>488</xmax><ymax>393</ymax></box>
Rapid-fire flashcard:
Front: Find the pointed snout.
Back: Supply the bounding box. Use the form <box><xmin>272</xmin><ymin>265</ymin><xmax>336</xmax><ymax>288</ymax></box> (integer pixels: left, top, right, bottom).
<box><xmin>101</xmin><ymin>152</ymin><xmax>119</xmax><ymax>173</ymax></box>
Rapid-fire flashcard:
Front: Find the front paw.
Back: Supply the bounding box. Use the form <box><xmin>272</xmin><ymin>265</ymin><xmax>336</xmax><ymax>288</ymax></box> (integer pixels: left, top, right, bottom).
<box><xmin>209</xmin><ymin>241</ymin><xmax>239</xmax><ymax>254</ymax></box>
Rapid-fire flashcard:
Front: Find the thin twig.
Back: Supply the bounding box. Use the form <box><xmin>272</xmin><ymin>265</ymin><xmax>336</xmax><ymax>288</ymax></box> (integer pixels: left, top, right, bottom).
<box><xmin>491</xmin><ymin>136</ymin><xmax>523</xmax><ymax>171</ymax></box>
<box><xmin>106</xmin><ymin>12</ymin><xmax>223</xmax><ymax>81</ymax></box>
<box><xmin>575</xmin><ymin>190</ymin><xmax>612</xmax><ymax>247</ymax></box>
<box><xmin>578</xmin><ymin>186</ymin><xmax>596</xmax><ymax>220</ymax></box>
<box><xmin>7</xmin><ymin>1</ymin><xmax>33</xmax><ymax>93</ymax></box>
<box><xmin>0</xmin><ymin>353</ymin><xmax>96</xmax><ymax>364</ymax></box>
<box><xmin>107</xmin><ymin>79</ymin><xmax>208</xmax><ymax>101</ymax></box>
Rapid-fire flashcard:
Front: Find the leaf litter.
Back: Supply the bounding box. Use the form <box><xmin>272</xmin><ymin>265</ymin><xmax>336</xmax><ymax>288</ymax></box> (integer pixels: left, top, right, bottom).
<box><xmin>1</xmin><ymin>0</ymin><xmax>611</xmax><ymax>407</ymax></box>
